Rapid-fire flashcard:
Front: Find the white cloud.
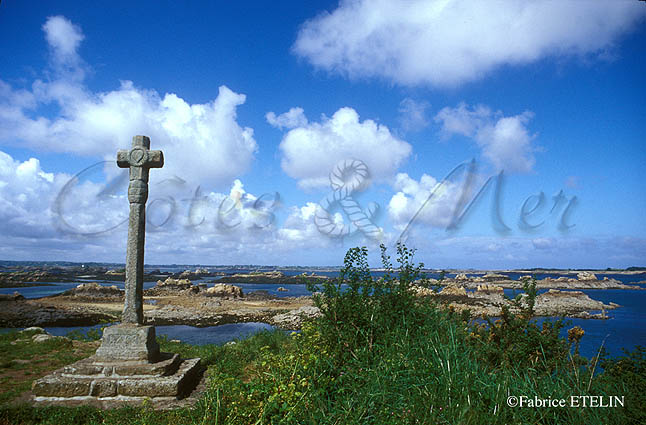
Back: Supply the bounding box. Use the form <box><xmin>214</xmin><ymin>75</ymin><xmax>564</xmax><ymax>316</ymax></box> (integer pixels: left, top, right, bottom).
<box><xmin>42</xmin><ymin>16</ymin><xmax>86</xmax><ymax>79</ymax></box>
<box><xmin>0</xmin><ymin>16</ymin><xmax>257</xmax><ymax>189</ymax></box>
<box><xmin>1</xmin><ymin>147</ymin><xmax>644</xmax><ymax>268</ymax></box>
<box><xmin>0</xmin><ymin>150</ymin><xmax>102</xmax><ymax>244</ymax></box>
<box><xmin>43</xmin><ymin>16</ymin><xmax>84</xmax><ymax>58</ymax></box>
<box><xmin>398</xmin><ymin>98</ymin><xmax>430</xmax><ymax>132</ymax></box>
<box><xmin>266</xmin><ymin>107</ymin><xmax>308</xmax><ymax>130</ymax></box>
<box><xmin>0</xmin><ymin>148</ymin><xmax>339</xmax><ymax>263</ymax></box>
<box><xmin>0</xmin><ymin>17</ymin><xmax>388</xmax><ymax>264</ymax></box>
<box><xmin>532</xmin><ymin>237</ymin><xmax>555</xmax><ymax>250</ymax></box>
<box><xmin>387</xmin><ymin>172</ymin><xmax>462</xmax><ymax>231</ymax></box>
<box><xmin>278</xmin><ymin>202</ymin><xmax>327</xmax><ymax>244</ymax></box>
<box><xmin>294</xmin><ymin>0</ymin><xmax>646</xmax><ymax>87</ymax></box>
<box><xmin>435</xmin><ymin>103</ymin><xmax>536</xmax><ymax>173</ymax></box>
<box><xmin>276</xmin><ymin>107</ymin><xmax>412</xmax><ymax>188</ymax></box>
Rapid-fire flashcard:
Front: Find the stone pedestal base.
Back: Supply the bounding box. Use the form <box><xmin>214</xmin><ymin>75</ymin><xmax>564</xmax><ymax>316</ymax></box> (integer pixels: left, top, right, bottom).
<box><xmin>31</xmin><ymin>324</ymin><xmax>203</xmax><ymax>408</ymax></box>
<box><xmin>95</xmin><ymin>323</ymin><xmax>160</xmax><ymax>362</ymax></box>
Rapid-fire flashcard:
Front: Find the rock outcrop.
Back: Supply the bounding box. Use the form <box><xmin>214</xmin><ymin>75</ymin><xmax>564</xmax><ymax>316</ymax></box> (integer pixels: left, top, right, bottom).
<box><xmin>0</xmin><ymin>270</ymin><xmax>73</xmax><ymax>286</ymax></box>
<box><xmin>483</xmin><ymin>272</ymin><xmax>507</xmax><ymax>281</ymax></box>
<box><xmin>60</xmin><ymin>282</ymin><xmax>123</xmax><ymax>299</ymax></box>
<box><xmin>145</xmin><ymin>278</ymin><xmax>205</xmax><ymax>296</ymax></box>
<box><xmin>8</xmin><ymin>327</ymin><xmax>69</xmax><ymax>345</ymax></box>
<box><xmin>533</xmin><ymin>289</ymin><xmax>615</xmax><ymax>316</ymax></box>
<box><xmin>270</xmin><ymin>306</ymin><xmax>321</xmax><ymax>329</ymax></box>
<box><xmin>411</xmin><ymin>285</ymin><xmax>436</xmax><ymax>297</ymax></box>
<box><xmin>0</xmin><ymin>291</ymin><xmax>25</xmax><ymax>301</ymax></box>
<box><xmin>440</xmin><ymin>285</ymin><xmax>467</xmax><ymax>296</ymax></box>
<box><xmin>437</xmin><ymin>273</ymin><xmax>637</xmax><ymax>290</ymax></box>
<box><xmin>206</xmin><ymin>284</ymin><xmax>243</xmax><ymax>298</ymax></box>
<box><xmin>215</xmin><ymin>271</ymin><xmax>329</xmax><ymax>285</ymax></box>
<box><xmin>577</xmin><ymin>271</ymin><xmax>597</xmax><ymax>281</ymax></box>
<box><xmin>0</xmin><ymin>296</ymin><xmax>117</xmax><ymax>327</ymax></box>
<box><xmin>415</xmin><ymin>283</ymin><xmax>618</xmax><ymax>319</ymax></box>
<box><xmin>475</xmin><ymin>284</ymin><xmax>504</xmax><ymax>294</ymax></box>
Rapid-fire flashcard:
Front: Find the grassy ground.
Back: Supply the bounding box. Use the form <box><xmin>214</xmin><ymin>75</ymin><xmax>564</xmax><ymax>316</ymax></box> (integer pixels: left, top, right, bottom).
<box><xmin>0</xmin><ymin>329</ymin><xmax>97</xmax><ymax>406</ymax></box>
<box><xmin>0</xmin><ymin>323</ymin><xmax>644</xmax><ymax>424</ymax></box>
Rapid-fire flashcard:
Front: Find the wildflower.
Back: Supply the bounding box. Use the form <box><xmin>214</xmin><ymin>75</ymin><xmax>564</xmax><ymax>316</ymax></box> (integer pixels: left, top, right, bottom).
<box><xmin>567</xmin><ymin>326</ymin><xmax>585</xmax><ymax>344</ymax></box>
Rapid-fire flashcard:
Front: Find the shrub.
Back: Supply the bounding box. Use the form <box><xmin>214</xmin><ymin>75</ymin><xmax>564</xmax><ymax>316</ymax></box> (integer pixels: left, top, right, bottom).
<box><xmin>306</xmin><ymin>243</ymin><xmax>425</xmax><ymax>363</ymax></box>
<box><xmin>468</xmin><ymin>277</ymin><xmax>570</xmax><ymax>373</ymax></box>
<box><xmin>597</xmin><ymin>346</ymin><xmax>646</xmax><ymax>424</ymax></box>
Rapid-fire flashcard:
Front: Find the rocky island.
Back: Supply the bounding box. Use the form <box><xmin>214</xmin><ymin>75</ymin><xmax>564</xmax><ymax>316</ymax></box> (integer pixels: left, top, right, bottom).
<box><xmin>213</xmin><ymin>270</ymin><xmax>329</xmax><ymax>285</ymax></box>
<box><xmin>430</xmin><ymin>271</ymin><xmax>640</xmax><ymax>290</ymax></box>
<box><xmin>0</xmin><ymin>271</ymin><xmax>629</xmax><ymax>330</ymax></box>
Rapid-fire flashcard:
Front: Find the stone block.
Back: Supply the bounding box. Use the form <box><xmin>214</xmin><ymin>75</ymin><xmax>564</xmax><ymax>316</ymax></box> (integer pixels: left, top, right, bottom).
<box><xmin>95</xmin><ymin>324</ymin><xmax>159</xmax><ymax>362</ymax></box>
<box><xmin>90</xmin><ymin>380</ymin><xmax>117</xmax><ymax>397</ymax></box>
<box><xmin>61</xmin><ymin>353</ymin><xmax>181</xmax><ymax>378</ymax></box>
<box><xmin>116</xmin><ymin>358</ymin><xmax>201</xmax><ymax>397</ymax></box>
<box><xmin>113</xmin><ymin>353</ymin><xmax>180</xmax><ymax>376</ymax></box>
<box><xmin>62</xmin><ymin>361</ymin><xmax>104</xmax><ymax>376</ymax></box>
<box><xmin>32</xmin><ymin>377</ymin><xmax>91</xmax><ymax>397</ymax></box>
<box><xmin>117</xmin><ymin>378</ymin><xmax>177</xmax><ymax>397</ymax></box>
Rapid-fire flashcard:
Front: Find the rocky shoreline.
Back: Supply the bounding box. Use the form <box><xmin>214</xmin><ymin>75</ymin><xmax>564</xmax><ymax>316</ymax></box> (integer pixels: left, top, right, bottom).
<box><xmin>0</xmin><ymin>272</ymin><xmax>628</xmax><ymax>330</ymax></box>
<box><xmin>2</xmin><ymin>264</ymin><xmax>644</xmax><ymax>288</ymax></box>
<box><xmin>212</xmin><ymin>271</ymin><xmax>329</xmax><ymax>285</ymax></box>
<box><xmin>412</xmin><ymin>284</ymin><xmax>618</xmax><ymax>320</ymax></box>
<box><xmin>0</xmin><ymin>266</ymin><xmax>226</xmax><ymax>287</ymax></box>
<box><xmin>425</xmin><ymin>271</ymin><xmax>642</xmax><ymax>290</ymax></box>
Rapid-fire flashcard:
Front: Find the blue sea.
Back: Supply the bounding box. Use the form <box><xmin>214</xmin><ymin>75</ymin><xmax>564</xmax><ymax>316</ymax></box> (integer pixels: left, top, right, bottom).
<box><xmin>1</xmin><ymin>269</ymin><xmax>645</xmax><ymax>359</ymax></box>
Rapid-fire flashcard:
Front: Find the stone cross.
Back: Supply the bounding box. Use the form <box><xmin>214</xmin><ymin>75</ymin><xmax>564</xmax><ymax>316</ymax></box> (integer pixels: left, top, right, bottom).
<box><xmin>117</xmin><ymin>135</ymin><xmax>163</xmax><ymax>324</ymax></box>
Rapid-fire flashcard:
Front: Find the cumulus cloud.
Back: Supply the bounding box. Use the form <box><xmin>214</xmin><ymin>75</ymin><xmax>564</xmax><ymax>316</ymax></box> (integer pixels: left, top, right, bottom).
<box><xmin>277</xmin><ymin>202</ymin><xmax>334</xmax><ymax>245</ymax></box>
<box><xmin>42</xmin><ymin>15</ymin><xmax>86</xmax><ymax>79</ymax></box>
<box><xmin>435</xmin><ymin>103</ymin><xmax>537</xmax><ymax>173</ymax></box>
<box><xmin>275</xmin><ymin>107</ymin><xmax>412</xmax><ymax>188</ymax></box>
<box><xmin>0</xmin><ymin>152</ymin><xmax>58</xmax><ymax>239</ymax></box>
<box><xmin>0</xmin><ymin>150</ymin><xmax>124</xmax><ymax>261</ymax></box>
<box><xmin>0</xmin><ymin>16</ymin><xmax>257</xmax><ymax>188</ymax></box>
<box><xmin>294</xmin><ymin>0</ymin><xmax>646</xmax><ymax>87</ymax></box>
<box><xmin>266</xmin><ymin>107</ymin><xmax>308</xmax><ymax>130</ymax></box>
<box><xmin>0</xmin><ymin>16</ymin><xmax>391</xmax><ymax>264</ymax></box>
<box><xmin>43</xmin><ymin>16</ymin><xmax>84</xmax><ymax>58</ymax></box>
<box><xmin>0</xmin><ymin>148</ymin><xmax>340</xmax><ymax>263</ymax></box>
<box><xmin>387</xmin><ymin>172</ymin><xmax>463</xmax><ymax>232</ymax></box>
<box><xmin>1</xmin><ymin>147</ymin><xmax>643</xmax><ymax>268</ymax></box>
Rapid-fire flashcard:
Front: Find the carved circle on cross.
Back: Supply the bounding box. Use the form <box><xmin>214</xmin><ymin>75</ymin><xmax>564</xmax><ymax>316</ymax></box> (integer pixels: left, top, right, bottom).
<box><xmin>129</xmin><ymin>147</ymin><xmax>148</xmax><ymax>166</ymax></box>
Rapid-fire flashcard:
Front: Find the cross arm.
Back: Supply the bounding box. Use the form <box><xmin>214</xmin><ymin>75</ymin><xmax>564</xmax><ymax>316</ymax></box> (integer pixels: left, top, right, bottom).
<box><xmin>116</xmin><ymin>149</ymin><xmax>164</xmax><ymax>168</ymax></box>
<box><xmin>117</xmin><ymin>150</ymin><xmax>130</xmax><ymax>168</ymax></box>
<box><xmin>147</xmin><ymin>150</ymin><xmax>164</xmax><ymax>168</ymax></box>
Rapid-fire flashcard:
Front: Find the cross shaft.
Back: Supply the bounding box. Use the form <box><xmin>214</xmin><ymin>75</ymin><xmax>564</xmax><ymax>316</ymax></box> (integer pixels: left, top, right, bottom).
<box><xmin>117</xmin><ymin>135</ymin><xmax>164</xmax><ymax>324</ymax></box>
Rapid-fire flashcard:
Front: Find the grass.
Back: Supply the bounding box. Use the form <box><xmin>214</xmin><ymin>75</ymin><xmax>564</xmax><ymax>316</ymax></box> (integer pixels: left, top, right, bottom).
<box><xmin>0</xmin><ymin>329</ymin><xmax>97</xmax><ymax>406</ymax></box>
<box><xmin>0</xmin><ymin>244</ymin><xmax>644</xmax><ymax>424</ymax></box>
<box><xmin>0</xmin><ymin>321</ymin><xmax>643</xmax><ymax>424</ymax></box>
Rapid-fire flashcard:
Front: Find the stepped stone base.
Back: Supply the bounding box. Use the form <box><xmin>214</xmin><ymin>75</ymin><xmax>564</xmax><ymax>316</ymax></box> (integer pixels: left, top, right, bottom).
<box><xmin>31</xmin><ymin>323</ymin><xmax>204</xmax><ymax>408</ymax></box>
<box><xmin>32</xmin><ymin>355</ymin><xmax>203</xmax><ymax>408</ymax></box>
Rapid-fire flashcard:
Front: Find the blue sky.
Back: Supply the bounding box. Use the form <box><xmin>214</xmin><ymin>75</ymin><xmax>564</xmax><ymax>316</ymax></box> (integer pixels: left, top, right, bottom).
<box><xmin>0</xmin><ymin>1</ymin><xmax>644</xmax><ymax>268</ymax></box>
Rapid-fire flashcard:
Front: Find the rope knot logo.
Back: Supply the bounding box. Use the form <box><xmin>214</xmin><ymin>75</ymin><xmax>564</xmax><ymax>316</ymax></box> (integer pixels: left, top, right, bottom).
<box><xmin>314</xmin><ymin>159</ymin><xmax>383</xmax><ymax>240</ymax></box>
